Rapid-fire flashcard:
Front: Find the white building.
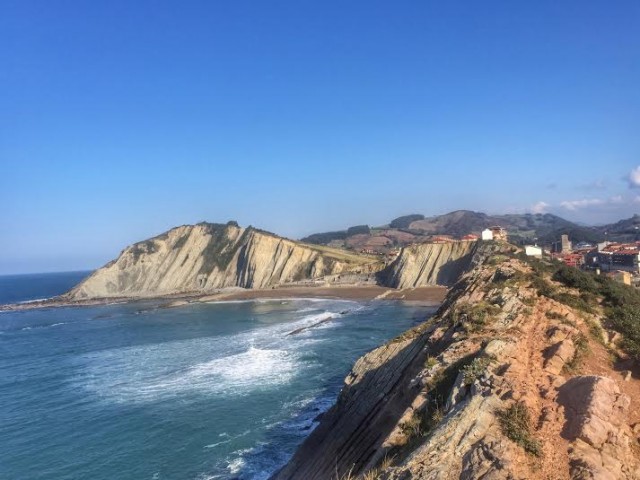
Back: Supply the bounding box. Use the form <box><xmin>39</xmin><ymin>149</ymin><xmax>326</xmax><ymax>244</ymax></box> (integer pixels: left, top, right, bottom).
<box><xmin>481</xmin><ymin>229</ymin><xmax>493</xmax><ymax>241</ymax></box>
<box><xmin>525</xmin><ymin>245</ymin><xmax>543</xmax><ymax>258</ymax></box>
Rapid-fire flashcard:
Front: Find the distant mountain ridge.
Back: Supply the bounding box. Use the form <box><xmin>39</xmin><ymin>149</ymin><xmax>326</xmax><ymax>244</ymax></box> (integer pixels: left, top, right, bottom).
<box><xmin>301</xmin><ymin>210</ymin><xmax>639</xmax><ymax>252</ymax></box>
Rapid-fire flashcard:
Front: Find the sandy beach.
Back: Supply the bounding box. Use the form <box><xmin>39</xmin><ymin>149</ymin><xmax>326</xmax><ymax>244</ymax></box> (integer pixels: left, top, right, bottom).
<box><xmin>199</xmin><ymin>285</ymin><xmax>447</xmax><ymax>303</ymax></box>
<box><xmin>0</xmin><ymin>285</ymin><xmax>447</xmax><ymax>312</ymax></box>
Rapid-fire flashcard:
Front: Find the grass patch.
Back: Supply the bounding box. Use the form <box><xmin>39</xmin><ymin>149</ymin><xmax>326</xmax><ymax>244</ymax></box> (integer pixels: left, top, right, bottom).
<box><xmin>545</xmin><ymin>310</ymin><xmax>565</xmax><ymax>321</ymax></box>
<box><xmin>487</xmin><ymin>254</ymin><xmax>509</xmax><ymax>266</ymax></box>
<box><xmin>498</xmin><ymin>402</ymin><xmax>542</xmax><ymax>457</ymax></box>
<box><xmin>563</xmin><ymin>333</ymin><xmax>589</xmax><ymax>374</ymax></box>
<box><xmin>452</xmin><ymin>302</ymin><xmax>501</xmax><ymax>333</ymax></box>
<box><xmin>585</xmin><ymin>318</ymin><xmax>606</xmax><ymax>345</ymax></box>
<box><xmin>424</xmin><ymin>356</ymin><xmax>438</xmax><ymax>369</ymax></box>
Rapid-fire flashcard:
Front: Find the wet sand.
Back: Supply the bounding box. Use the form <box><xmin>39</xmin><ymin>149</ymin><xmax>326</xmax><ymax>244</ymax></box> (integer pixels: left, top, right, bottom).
<box><xmin>203</xmin><ymin>285</ymin><xmax>446</xmax><ymax>304</ymax></box>
<box><xmin>1</xmin><ymin>285</ymin><xmax>447</xmax><ymax>312</ymax></box>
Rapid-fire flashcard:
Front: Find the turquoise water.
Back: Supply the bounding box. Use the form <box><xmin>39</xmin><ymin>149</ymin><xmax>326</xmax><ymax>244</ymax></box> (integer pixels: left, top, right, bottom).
<box><xmin>0</xmin><ymin>274</ymin><xmax>435</xmax><ymax>479</ymax></box>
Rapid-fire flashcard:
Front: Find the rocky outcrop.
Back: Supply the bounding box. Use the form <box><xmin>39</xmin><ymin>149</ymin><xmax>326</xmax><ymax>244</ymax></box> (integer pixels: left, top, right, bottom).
<box><xmin>558</xmin><ymin>376</ymin><xmax>638</xmax><ymax>480</ymax></box>
<box><xmin>275</xmin><ymin>243</ymin><xmax>640</xmax><ymax>480</ymax></box>
<box><xmin>382</xmin><ymin>241</ymin><xmax>477</xmax><ymax>288</ymax></box>
<box><xmin>65</xmin><ymin>222</ymin><xmax>381</xmax><ymax>299</ymax></box>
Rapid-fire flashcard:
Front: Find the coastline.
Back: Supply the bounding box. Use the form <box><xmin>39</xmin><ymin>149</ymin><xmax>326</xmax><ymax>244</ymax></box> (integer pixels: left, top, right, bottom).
<box><xmin>0</xmin><ymin>285</ymin><xmax>447</xmax><ymax>312</ymax></box>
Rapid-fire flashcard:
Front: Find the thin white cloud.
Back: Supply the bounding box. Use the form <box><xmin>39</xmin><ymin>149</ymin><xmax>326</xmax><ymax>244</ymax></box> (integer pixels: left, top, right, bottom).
<box><xmin>530</xmin><ymin>201</ymin><xmax>550</xmax><ymax>214</ymax></box>
<box><xmin>628</xmin><ymin>166</ymin><xmax>640</xmax><ymax>188</ymax></box>
<box><xmin>560</xmin><ymin>198</ymin><xmax>605</xmax><ymax>211</ymax></box>
<box><xmin>560</xmin><ymin>196</ymin><xmax>627</xmax><ymax>211</ymax></box>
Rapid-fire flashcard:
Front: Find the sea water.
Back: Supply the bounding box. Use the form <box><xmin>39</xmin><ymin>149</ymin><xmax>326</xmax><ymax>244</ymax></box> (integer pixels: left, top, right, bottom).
<box><xmin>0</xmin><ymin>273</ymin><xmax>436</xmax><ymax>480</ymax></box>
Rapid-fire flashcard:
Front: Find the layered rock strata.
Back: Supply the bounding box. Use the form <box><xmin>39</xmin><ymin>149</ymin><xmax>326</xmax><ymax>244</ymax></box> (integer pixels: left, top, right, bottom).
<box><xmin>383</xmin><ymin>241</ymin><xmax>477</xmax><ymax>288</ymax></box>
<box><xmin>274</xmin><ymin>244</ymin><xmax>640</xmax><ymax>480</ymax></box>
<box><xmin>66</xmin><ymin>223</ymin><xmax>381</xmax><ymax>299</ymax></box>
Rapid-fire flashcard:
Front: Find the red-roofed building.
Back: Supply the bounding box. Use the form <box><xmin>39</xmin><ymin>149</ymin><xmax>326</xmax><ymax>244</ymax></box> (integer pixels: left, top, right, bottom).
<box><xmin>597</xmin><ymin>243</ymin><xmax>640</xmax><ymax>274</ymax></box>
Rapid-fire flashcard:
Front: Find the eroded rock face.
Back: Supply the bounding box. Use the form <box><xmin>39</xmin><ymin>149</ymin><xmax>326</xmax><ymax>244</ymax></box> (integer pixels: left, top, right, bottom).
<box><xmin>558</xmin><ymin>376</ymin><xmax>638</xmax><ymax>480</ymax></box>
<box><xmin>273</xmin><ymin>333</ymin><xmax>434</xmax><ymax>480</ymax></box>
<box><xmin>66</xmin><ymin>223</ymin><xmax>380</xmax><ymax>299</ymax></box>
<box><xmin>275</xmin><ymin>244</ymin><xmax>640</xmax><ymax>480</ymax></box>
<box><xmin>383</xmin><ymin>241</ymin><xmax>477</xmax><ymax>288</ymax></box>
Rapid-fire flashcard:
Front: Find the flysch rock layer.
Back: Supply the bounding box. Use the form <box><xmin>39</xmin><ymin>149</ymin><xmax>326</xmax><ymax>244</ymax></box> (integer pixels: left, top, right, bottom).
<box><xmin>273</xmin><ymin>243</ymin><xmax>640</xmax><ymax>480</ymax></box>
<box><xmin>65</xmin><ymin>223</ymin><xmax>381</xmax><ymax>299</ymax></box>
<box><xmin>64</xmin><ymin>223</ymin><xmax>479</xmax><ymax>300</ymax></box>
<box><xmin>384</xmin><ymin>241</ymin><xmax>478</xmax><ymax>288</ymax></box>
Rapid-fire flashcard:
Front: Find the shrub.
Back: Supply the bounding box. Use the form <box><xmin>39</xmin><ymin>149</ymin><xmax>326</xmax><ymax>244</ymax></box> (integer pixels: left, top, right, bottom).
<box><xmin>399</xmin><ymin>412</ymin><xmax>422</xmax><ymax>438</ymax></box>
<box><xmin>607</xmin><ymin>306</ymin><xmax>640</xmax><ymax>360</ymax></box>
<box><xmin>425</xmin><ymin>356</ymin><xmax>438</xmax><ymax>369</ymax></box>
<box><xmin>461</xmin><ymin>356</ymin><xmax>492</xmax><ymax>385</ymax></box>
<box><xmin>498</xmin><ymin>402</ymin><xmax>542</xmax><ymax>456</ymax></box>
<box><xmin>552</xmin><ymin>292</ymin><xmax>595</xmax><ymax>314</ymax></box>
<box><xmin>552</xmin><ymin>265</ymin><xmax>600</xmax><ymax>295</ymax></box>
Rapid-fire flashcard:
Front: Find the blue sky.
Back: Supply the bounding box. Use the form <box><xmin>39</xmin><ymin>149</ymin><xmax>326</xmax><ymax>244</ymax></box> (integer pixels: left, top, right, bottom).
<box><xmin>1</xmin><ymin>1</ymin><xmax>639</xmax><ymax>273</ymax></box>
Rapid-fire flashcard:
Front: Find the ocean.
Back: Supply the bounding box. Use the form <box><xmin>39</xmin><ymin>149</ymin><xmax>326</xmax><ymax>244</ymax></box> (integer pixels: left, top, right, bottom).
<box><xmin>0</xmin><ymin>273</ymin><xmax>435</xmax><ymax>480</ymax></box>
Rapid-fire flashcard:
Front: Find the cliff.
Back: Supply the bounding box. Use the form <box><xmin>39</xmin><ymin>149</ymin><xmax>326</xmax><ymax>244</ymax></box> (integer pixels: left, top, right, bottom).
<box><xmin>382</xmin><ymin>241</ymin><xmax>477</xmax><ymax>288</ymax></box>
<box><xmin>63</xmin><ymin>222</ymin><xmax>478</xmax><ymax>301</ymax></box>
<box><xmin>65</xmin><ymin>222</ymin><xmax>382</xmax><ymax>299</ymax></box>
<box><xmin>275</xmin><ymin>243</ymin><xmax>640</xmax><ymax>480</ymax></box>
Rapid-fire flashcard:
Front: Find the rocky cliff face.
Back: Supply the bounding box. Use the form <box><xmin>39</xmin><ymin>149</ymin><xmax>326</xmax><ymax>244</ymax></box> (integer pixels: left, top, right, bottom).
<box><xmin>382</xmin><ymin>241</ymin><xmax>477</xmax><ymax>288</ymax></box>
<box><xmin>66</xmin><ymin>223</ymin><xmax>381</xmax><ymax>299</ymax></box>
<box><xmin>275</xmin><ymin>243</ymin><xmax>640</xmax><ymax>480</ymax></box>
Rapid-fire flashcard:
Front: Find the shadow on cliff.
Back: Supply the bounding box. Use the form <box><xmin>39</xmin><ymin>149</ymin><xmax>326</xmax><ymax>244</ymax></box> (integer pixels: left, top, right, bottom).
<box><xmin>436</xmin><ymin>252</ymin><xmax>475</xmax><ymax>286</ymax></box>
<box><xmin>271</xmin><ymin>330</ymin><xmax>445</xmax><ymax>480</ymax></box>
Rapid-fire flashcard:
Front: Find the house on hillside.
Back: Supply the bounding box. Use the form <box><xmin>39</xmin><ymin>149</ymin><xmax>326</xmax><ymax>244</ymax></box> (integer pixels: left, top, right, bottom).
<box><xmin>552</xmin><ymin>252</ymin><xmax>584</xmax><ymax>268</ymax></box>
<box><xmin>525</xmin><ymin>245</ymin><xmax>543</xmax><ymax>258</ymax></box>
<box><xmin>490</xmin><ymin>226</ymin><xmax>507</xmax><ymax>241</ymax></box>
<box><xmin>597</xmin><ymin>243</ymin><xmax>640</xmax><ymax>274</ymax></box>
<box><xmin>431</xmin><ymin>235</ymin><xmax>455</xmax><ymax>243</ymax></box>
<box><xmin>606</xmin><ymin>270</ymin><xmax>632</xmax><ymax>285</ymax></box>
<box><xmin>482</xmin><ymin>226</ymin><xmax>507</xmax><ymax>241</ymax></box>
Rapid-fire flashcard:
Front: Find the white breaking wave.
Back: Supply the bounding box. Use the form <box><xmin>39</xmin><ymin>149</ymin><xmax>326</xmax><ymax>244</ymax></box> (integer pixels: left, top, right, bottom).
<box><xmin>16</xmin><ymin>297</ymin><xmax>50</xmax><ymax>304</ymax></box>
<box><xmin>74</xmin><ymin>300</ymin><xmax>349</xmax><ymax>404</ymax></box>
<box><xmin>136</xmin><ymin>347</ymin><xmax>297</xmax><ymax>397</ymax></box>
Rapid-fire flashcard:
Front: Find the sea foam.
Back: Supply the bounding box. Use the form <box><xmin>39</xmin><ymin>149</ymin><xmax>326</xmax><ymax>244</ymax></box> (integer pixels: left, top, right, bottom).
<box><xmin>74</xmin><ymin>300</ymin><xmax>347</xmax><ymax>404</ymax></box>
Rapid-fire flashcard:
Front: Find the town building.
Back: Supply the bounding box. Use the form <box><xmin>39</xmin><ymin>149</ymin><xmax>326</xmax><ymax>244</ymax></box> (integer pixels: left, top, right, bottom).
<box><xmin>552</xmin><ymin>252</ymin><xmax>584</xmax><ymax>268</ymax></box>
<box><xmin>481</xmin><ymin>229</ymin><xmax>493</xmax><ymax>241</ymax></box>
<box><xmin>431</xmin><ymin>235</ymin><xmax>455</xmax><ymax>243</ymax></box>
<box><xmin>524</xmin><ymin>245</ymin><xmax>543</xmax><ymax>258</ymax></box>
<box><xmin>461</xmin><ymin>234</ymin><xmax>479</xmax><ymax>241</ymax></box>
<box><xmin>606</xmin><ymin>270</ymin><xmax>632</xmax><ymax>285</ymax></box>
<box><xmin>489</xmin><ymin>226</ymin><xmax>508</xmax><ymax>241</ymax></box>
<box><xmin>561</xmin><ymin>234</ymin><xmax>572</xmax><ymax>253</ymax></box>
<box><xmin>597</xmin><ymin>243</ymin><xmax>640</xmax><ymax>274</ymax></box>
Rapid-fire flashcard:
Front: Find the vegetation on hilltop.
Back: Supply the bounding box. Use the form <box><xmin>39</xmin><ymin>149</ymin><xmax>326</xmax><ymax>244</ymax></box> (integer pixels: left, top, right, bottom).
<box><xmin>301</xmin><ymin>211</ymin><xmax>639</xmax><ymax>252</ymax></box>
<box><xmin>389</xmin><ymin>214</ymin><xmax>425</xmax><ymax>229</ymax></box>
<box><xmin>511</xmin><ymin>253</ymin><xmax>640</xmax><ymax>362</ymax></box>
